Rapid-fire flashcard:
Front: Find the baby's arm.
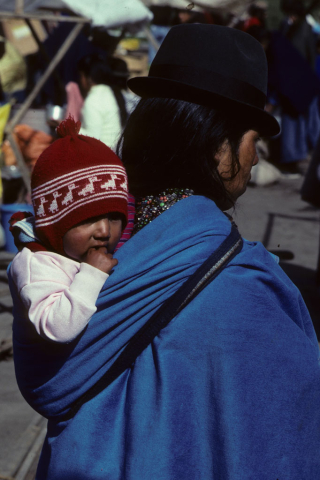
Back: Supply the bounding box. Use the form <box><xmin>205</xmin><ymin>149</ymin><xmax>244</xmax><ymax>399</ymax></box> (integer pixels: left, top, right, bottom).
<box><xmin>10</xmin><ymin>249</ymin><xmax>111</xmax><ymax>343</ymax></box>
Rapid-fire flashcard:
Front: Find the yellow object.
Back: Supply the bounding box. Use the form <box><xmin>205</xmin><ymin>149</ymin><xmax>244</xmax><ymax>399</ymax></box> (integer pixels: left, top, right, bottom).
<box><xmin>119</xmin><ymin>38</ymin><xmax>140</xmax><ymax>51</ymax></box>
<box><xmin>0</xmin><ymin>103</ymin><xmax>11</xmax><ymax>145</ymax></box>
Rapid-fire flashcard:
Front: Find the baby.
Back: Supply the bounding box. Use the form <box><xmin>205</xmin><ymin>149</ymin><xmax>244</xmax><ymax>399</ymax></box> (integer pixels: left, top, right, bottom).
<box><xmin>8</xmin><ymin>117</ymin><xmax>128</xmax><ymax>343</ymax></box>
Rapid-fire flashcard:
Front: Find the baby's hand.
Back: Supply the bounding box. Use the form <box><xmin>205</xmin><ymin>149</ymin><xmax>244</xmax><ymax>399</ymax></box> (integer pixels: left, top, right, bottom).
<box><xmin>84</xmin><ymin>247</ymin><xmax>118</xmax><ymax>274</ymax></box>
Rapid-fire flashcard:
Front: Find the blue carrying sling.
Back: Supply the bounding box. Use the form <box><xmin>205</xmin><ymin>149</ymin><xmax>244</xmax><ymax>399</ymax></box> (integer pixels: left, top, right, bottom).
<box><xmin>63</xmin><ymin>225</ymin><xmax>243</xmax><ymax>420</ymax></box>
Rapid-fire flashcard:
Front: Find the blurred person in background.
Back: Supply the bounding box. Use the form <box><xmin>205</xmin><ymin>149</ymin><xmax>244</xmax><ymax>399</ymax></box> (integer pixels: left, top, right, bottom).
<box><xmin>177</xmin><ymin>6</ymin><xmax>208</xmax><ymax>25</ymax></box>
<box><xmin>243</xmin><ymin>1</ymin><xmax>267</xmax><ymax>32</ymax></box>
<box><xmin>268</xmin><ymin>0</ymin><xmax>320</xmax><ymax>176</ymax></box>
<box><xmin>77</xmin><ymin>53</ymin><xmax>130</xmax><ymax>150</ymax></box>
<box><xmin>280</xmin><ymin>0</ymin><xmax>316</xmax><ymax>67</ymax></box>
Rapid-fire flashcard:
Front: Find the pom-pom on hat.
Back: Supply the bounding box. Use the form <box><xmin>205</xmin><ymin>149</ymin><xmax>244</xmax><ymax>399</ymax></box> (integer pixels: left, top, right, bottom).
<box><xmin>31</xmin><ymin>116</ymin><xmax>128</xmax><ymax>254</ymax></box>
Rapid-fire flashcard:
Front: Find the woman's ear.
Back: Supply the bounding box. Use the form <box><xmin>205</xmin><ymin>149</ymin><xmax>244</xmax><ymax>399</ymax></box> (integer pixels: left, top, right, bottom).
<box><xmin>215</xmin><ymin>141</ymin><xmax>232</xmax><ymax>179</ymax></box>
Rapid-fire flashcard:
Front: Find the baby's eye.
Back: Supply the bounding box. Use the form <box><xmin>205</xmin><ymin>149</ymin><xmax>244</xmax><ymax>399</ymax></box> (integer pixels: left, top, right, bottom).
<box><xmin>107</xmin><ymin>212</ymin><xmax>123</xmax><ymax>222</ymax></box>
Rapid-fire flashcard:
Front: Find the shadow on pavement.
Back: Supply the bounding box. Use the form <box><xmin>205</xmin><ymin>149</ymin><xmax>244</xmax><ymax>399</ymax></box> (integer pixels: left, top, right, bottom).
<box><xmin>280</xmin><ymin>261</ymin><xmax>320</xmax><ymax>339</ymax></box>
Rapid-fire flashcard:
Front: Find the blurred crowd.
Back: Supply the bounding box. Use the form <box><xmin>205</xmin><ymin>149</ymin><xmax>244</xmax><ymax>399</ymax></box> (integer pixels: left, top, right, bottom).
<box><xmin>1</xmin><ymin>0</ymin><xmax>320</xmax><ymax>207</ymax></box>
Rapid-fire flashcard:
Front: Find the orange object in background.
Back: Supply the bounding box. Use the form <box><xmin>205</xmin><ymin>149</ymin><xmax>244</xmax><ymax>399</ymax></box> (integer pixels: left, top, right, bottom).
<box><xmin>2</xmin><ymin>124</ymin><xmax>54</xmax><ymax>171</ymax></box>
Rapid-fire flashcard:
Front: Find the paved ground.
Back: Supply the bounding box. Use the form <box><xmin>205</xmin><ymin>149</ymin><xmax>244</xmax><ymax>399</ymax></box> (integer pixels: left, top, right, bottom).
<box><xmin>0</xmin><ymin>171</ymin><xmax>319</xmax><ymax>479</ymax></box>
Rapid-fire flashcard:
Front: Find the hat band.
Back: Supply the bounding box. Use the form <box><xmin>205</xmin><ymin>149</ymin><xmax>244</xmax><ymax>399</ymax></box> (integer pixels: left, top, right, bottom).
<box><xmin>149</xmin><ymin>64</ymin><xmax>266</xmax><ymax>109</ymax></box>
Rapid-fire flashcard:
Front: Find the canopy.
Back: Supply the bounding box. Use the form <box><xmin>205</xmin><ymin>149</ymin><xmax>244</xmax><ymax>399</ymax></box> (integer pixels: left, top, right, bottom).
<box><xmin>63</xmin><ymin>0</ymin><xmax>153</xmax><ymax>30</ymax></box>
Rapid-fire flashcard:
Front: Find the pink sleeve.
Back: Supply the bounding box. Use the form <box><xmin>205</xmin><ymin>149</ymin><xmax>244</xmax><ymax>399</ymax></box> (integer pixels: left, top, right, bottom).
<box><xmin>65</xmin><ymin>82</ymin><xmax>84</xmax><ymax>122</ymax></box>
<box><xmin>10</xmin><ymin>249</ymin><xmax>108</xmax><ymax>343</ymax></box>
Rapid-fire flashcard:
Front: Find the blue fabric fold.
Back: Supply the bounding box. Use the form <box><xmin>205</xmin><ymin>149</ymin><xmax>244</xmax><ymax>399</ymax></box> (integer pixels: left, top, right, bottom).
<box><xmin>9</xmin><ymin>195</ymin><xmax>320</xmax><ymax>479</ymax></box>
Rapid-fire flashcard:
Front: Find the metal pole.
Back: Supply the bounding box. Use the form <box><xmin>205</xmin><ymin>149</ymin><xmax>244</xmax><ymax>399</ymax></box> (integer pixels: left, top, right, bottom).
<box><xmin>25</xmin><ymin>18</ymin><xmax>66</xmax><ymax>105</ymax></box>
<box><xmin>0</xmin><ymin>11</ymin><xmax>89</xmax><ymax>22</ymax></box>
<box><xmin>143</xmin><ymin>25</ymin><xmax>160</xmax><ymax>52</ymax></box>
<box><xmin>5</xmin><ymin>22</ymin><xmax>84</xmax><ymax>133</ymax></box>
<box><xmin>15</xmin><ymin>0</ymin><xmax>24</xmax><ymax>14</ymax></box>
<box><xmin>6</xmin><ymin>133</ymin><xmax>31</xmax><ymax>195</ymax></box>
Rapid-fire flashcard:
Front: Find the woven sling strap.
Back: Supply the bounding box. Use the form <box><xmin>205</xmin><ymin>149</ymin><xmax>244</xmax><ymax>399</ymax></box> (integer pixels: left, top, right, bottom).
<box><xmin>63</xmin><ymin>225</ymin><xmax>242</xmax><ymax>420</ymax></box>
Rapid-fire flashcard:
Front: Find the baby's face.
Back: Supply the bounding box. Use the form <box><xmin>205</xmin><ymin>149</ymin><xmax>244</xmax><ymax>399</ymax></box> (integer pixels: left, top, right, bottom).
<box><xmin>63</xmin><ymin>213</ymin><xmax>123</xmax><ymax>262</ymax></box>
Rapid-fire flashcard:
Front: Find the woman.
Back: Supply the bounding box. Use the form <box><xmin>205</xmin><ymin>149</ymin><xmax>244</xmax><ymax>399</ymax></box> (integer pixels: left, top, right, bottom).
<box><xmin>9</xmin><ymin>25</ymin><xmax>320</xmax><ymax>479</ymax></box>
<box><xmin>77</xmin><ymin>53</ymin><xmax>130</xmax><ymax>149</ymax></box>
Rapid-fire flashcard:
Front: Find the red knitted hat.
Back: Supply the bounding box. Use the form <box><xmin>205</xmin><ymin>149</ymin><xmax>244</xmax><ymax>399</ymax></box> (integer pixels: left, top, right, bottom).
<box><xmin>31</xmin><ymin>117</ymin><xmax>128</xmax><ymax>254</ymax></box>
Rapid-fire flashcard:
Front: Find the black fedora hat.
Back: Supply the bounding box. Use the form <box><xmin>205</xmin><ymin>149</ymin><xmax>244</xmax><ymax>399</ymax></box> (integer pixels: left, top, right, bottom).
<box><xmin>128</xmin><ymin>24</ymin><xmax>280</xmax><ymax>136</ymax></box>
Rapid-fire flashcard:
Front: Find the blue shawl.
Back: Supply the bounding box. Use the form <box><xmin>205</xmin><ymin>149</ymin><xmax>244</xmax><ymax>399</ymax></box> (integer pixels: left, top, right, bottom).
<box><xmin>9</xmin><ymin>196</ymin><xmax>320</xmax><ymax>479</ymax></box>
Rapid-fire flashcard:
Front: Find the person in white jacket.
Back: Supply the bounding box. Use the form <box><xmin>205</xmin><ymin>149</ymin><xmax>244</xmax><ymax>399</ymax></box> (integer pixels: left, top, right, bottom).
<box><xmin>9</xmin><ymin>116</ymin><xmax>128</xmax><ymax>343</ymax></box>
<box><xmin>77</xmin><ymin>54</ymin><xmax>134</xmax><ymax>150</ymax></box>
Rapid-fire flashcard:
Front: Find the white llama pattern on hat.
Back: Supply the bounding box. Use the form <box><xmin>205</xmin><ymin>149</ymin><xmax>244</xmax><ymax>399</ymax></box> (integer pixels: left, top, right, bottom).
<box><xmin>33</xmin><ymin>165</ymin><xmax>128</xmax><ymax>228</ymax></box>
<box><xmin>78</xmin><ymin>176</ymin><xmax>101</xmax><ymax>196</ymax></box>
<box><xmin>37</xmin><ymin>197</ymin><xmax>48</xmax><ymax>217</ymax></box>
<box><xmin>120</xmin><ymin>176</ymin><xmax>128</xmax><ymax>192</ymax></box>
<box><xmin>49</xmin><ymin>192</ymin><xmax>62</xmax><ymax>214</ymax></box>
<box><xmin>101</xmin><ymin>174</ymin><xmax>121</xmax><ymax>190</ymax></box>
<box><xmin>61</xmin><ymin>184</ymin><xmax>77</xmax><ymax>206</ymax></box>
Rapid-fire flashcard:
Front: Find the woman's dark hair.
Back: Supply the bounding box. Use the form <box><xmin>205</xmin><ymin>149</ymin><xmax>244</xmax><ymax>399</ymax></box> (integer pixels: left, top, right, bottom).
<box><xmin>117</xmin><ymin>97</ymin><xmax>253</xmax><ymax>209</ymax></box>
<box><xmin>77</xmin><ymin>53</ymin><xmax>128</xmax><ymax>127</ymax></box>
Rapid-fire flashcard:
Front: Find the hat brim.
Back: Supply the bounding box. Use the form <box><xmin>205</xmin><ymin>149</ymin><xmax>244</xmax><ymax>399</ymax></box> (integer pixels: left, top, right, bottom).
<box><xmin>128</xmin><ymin>76</ymin><xmax>280</xmax><ymax>137</ymax></box>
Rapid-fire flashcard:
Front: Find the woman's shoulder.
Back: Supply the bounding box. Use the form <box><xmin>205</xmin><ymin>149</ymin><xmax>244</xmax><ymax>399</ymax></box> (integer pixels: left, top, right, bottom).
<box><xmin>209</xmin><ymin>238</ymin><xmax>317</xmax><ymax>343</ymax></box>
<box><xmin>194</xmin><ymin>243</ymin><xmax>316</xmax><ymax>338</ymax></box>
<box><xmin>231</xmin><ymin>238</ymin><xmax>297</xmax><ymax>292</ymax></box>
<box><xmin>238</xmin><ymin>238</ymin><xmax>280</xmax><ymax>264</ymax></box>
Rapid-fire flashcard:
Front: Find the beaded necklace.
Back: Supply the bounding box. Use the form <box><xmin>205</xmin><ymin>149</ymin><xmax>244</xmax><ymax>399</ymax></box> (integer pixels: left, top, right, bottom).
<box><xmin>133</xmin><ymin>187</ymin><xmax>194</xmax><ymax>235</ymax></box>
